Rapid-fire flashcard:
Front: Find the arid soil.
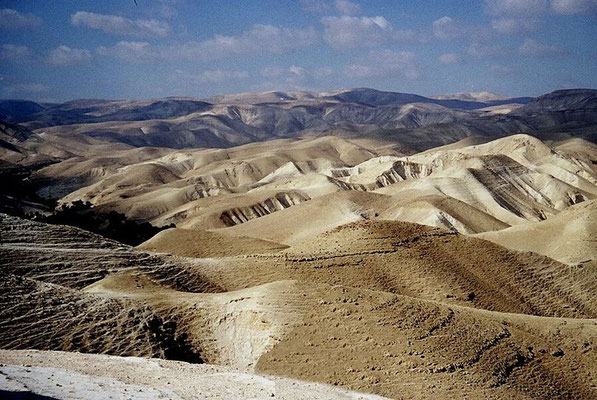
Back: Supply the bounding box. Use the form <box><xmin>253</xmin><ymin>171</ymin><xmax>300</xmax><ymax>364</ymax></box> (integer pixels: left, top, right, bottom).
<box><xmin>1</xmin><ymin>110</ymin><xmax>596</xmax><ymax>399</ymax></box>
<box><xmin>1</xmin><ymin>211</ymin><xmax>595</xmax><ymax>399</ymax></box>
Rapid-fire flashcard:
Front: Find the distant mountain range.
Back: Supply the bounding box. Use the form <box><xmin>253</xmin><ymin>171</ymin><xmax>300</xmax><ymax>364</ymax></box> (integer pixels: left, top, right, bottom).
<box><xmin>1</xmin><ymin>88</ymin><xmax>532</xmax><ymax>127</ymax></box>
<box><xmin>430</xmin><ymin>91</ymin><xmax>510</xmax><ymax>102</ymax></box>
<box><xmin>0</xmin><ymin>88</ymin><xmax>595</xmax><ymax>157</ymax></box>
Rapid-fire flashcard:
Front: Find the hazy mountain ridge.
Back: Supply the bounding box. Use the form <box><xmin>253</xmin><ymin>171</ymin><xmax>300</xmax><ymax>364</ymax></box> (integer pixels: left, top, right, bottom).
<box><xmin>0</xmin><ymin>97</ymin><xmax>212</xmax><ymax>129</ymax></box>
<box><xmin>432</xmin><ymin>91</ymin><xmax>510</xmax><ymax>102</ymax></box>
<box><xmin>0</xmin><ymin>87</ymin><xmax>531</xmax><ymax>129</ymax></box>
<box><xmin>513</xmin><ymin>89</ymin><xmax>597</xmax><ymax>114</ymax></box>
<box><xmin>0</xmin><ymin>88</ymin><xmax>592</xmax><ymax>155</ymax></box>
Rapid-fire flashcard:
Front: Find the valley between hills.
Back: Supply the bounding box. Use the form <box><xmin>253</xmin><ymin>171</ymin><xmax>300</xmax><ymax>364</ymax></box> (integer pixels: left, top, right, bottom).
<box><xmin>0</xmin><ymin>88</ymin><xmax>596</xmax><ymax>399</ymax></box>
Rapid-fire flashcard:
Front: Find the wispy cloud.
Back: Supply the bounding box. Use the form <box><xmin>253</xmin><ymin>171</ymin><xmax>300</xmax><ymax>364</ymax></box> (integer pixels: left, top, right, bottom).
<box><xmin>438</xmin><ymin>53</ymin><xmax>463</xmax><ymax>65</ymax></box>
<box><xmin>551</xmin><ymin>0</ymin><xmax>597</xmax><ymax>14</ymax></box>
<box><xmin>433</xmin><ymin>16</ymin><xmax>469</xmax><ymax>40</ymax></box>
<box><xmin>156</xmin><ymin>0</ymin><xmax>181</xmax><ymax>19</ymax></box>
<box><xmin>258</xmin><ymin>65</ymin><xmax>335</xmax><ymax>90</ymax></box>
<box><xmin>335</xmin><ymin>0</ymin><xmax>362</xmax><ymax>16</ymax></box>
<box><xmin>491</xmin><ymin>18</ymin><xmax>541</xmax><ymax>34</ymax></box>
<box><xmin>322</xmin><ymin>16</ymin><xmax>418</xmax><ymax>49</ymax></box>
<box><xmin>97</xmin><ymin>41</ymin><xmax>152</xmax><ymax>62</ymax></box>
<box><xmin>47</xmin><ymin>45</ymin><xmax>92</xmax><ymax>66</ymax></box>
<box><xmin>345</xmin><ymin>49</ymin><xmax>420</xmax><ymax>79</ymax></box>
<box><xmin>468</xmin><ymin>41</ymin><xmax>510</xmax><ymax>57</ymax></box>
<box><xmin>71</xmin><ymin>11</ymin><xmax>171</xmax><ymax>37</ymax></box>
<box><xmin>0</xmin><ymin>44</ymin><xmax>34</xmax><ymax>64</ymax></box>
<box><xmin>260</xmin><ymin>67</ymin><xmax>286</xmax><ymax>78</ymax></box>
<box><xmin>486</xmin><ymin>0</ymin><xmax>597</xmax><ymax>17</ymax></box>
<box><xmin>490</xmin><ymin>64</ymin><xmax>513</xmax><ymax>74</ymax></box>
<box><xmin>300</xmin><ymin>0</ymin><xmax>332</xmax><ymax>13</ymax></box>
<box><xmin>519</xmin><ymin>38</ymin><xmax>567</xmax><ymax>57</ymax></box>
<box><xmin>0</xmin><ymin>8</ymin><xmax>41</xmax><ymax>30</ymax></box>
<box><xmin>1</xmin><ymin>83</ymin><xmax>49</xmax><ymax>99</ymax></box>
<box><xmin>485</xmin><ymin>0</ymin><xmax>596</xmax><ymax>37</ymax></box>
<box><xmin>300</xmin><ymin>0</ymin><xmax>362</xmax><ymax>15</ymax></box>
<box><xmin>98</xmin><ymin>24</ymin><xmax>317</xmax><ymax>62</ymax></box>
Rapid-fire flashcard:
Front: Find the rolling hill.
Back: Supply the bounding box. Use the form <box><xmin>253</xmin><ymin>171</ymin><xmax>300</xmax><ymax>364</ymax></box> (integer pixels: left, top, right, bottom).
<box><xmin>1</xmin><ymin>87</ymin><xmax>596</xmax><ymax>399</ymax></box>
<box><xmin>1</xmin><ymin>212</ymin><xmax>596</xmax><ymax>399</ymax></box>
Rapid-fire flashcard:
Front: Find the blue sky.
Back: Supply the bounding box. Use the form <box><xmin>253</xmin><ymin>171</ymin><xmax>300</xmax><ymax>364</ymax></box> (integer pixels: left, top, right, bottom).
<box><xmin>1</xmin><ymin>0</ymin><xmax>596</xmax><ymax>101</ymax></box>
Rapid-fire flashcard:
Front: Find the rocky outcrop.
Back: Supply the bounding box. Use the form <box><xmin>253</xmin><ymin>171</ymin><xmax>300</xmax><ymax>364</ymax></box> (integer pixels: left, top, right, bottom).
<box><xmin>219</xmin><ymin>192</ymin><xmax>310</xmax><ymax>226</ymax></box>
<box><xmin>376</xmin><ymin>160</ymin><xmax>434</xmax><ymax>187</ymax></box>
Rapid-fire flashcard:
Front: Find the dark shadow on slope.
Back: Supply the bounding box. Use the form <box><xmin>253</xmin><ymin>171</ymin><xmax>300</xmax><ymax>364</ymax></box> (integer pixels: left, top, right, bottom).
<box><xmin>28</xmin><ymin>200</ymin><xmax>174</xmax><ymax>246</ymax></box>
<box><xmin>0</xmin><ymin>391</ymin><xmax>60</xmax><ymax>400</ymax></box>
<box><xmin>146</xmin><ymin>316</ymin><xmax>204</xmax><ymax>364</ymax></box>
<box><xmin>0</xmin><ymin>160</ymin><xmax>57</xmax><ymax>217</ymax></box>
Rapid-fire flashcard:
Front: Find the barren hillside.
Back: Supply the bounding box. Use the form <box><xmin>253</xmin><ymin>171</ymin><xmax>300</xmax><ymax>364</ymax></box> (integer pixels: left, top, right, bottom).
<box><xmin>1</xmin><ymin>212</ymin><xmax>596</xmax><ymax>399</ymax></box>
<box><xmin>1</xmin><ymin>88</ymin><xmax>596</xmax><ymax>400</ymax></box>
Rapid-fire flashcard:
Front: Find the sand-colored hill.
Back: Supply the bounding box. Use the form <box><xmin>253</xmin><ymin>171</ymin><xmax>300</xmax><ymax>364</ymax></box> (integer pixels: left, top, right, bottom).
<box><xmin>51</xmin><ymin>136</ymin><xmax>375</xmax><ymax>223</ymax></box>
<box><xmin>1</xmin><ymin>214</ymin><xmax>596</xmax><ymax>399</ymax></box>
<box><xmin>218</xmin><ymin>190</ymin><xmax>396</xmax><ymax>245</ymax></box>
<box><xmin>476</xmin><ymin>200</ymin><xmax>597</xmax><ymax>265</ymax></box>
<box><xmin>2</xmin><ymin>125</ymin><xmax>597</xmax><ymax>399</ymax></box>
<box><xmin>377</xmin><ymin>195</ymin><xmax>510</xmax><ymax>234</ymax></box>
<box><xmin>29</xmin><ymin>134</ymin><xmax>594</xmax><ymax>243</ymax></box>
<box><xmin>137</xmin><ymin>227</ymin><xmax>288</xmax><ymax>258</ymax></box>
<box><xmin>204</xmin><ymin>220</ymin><xmax>597</xmax><ymax>318</ymax></box>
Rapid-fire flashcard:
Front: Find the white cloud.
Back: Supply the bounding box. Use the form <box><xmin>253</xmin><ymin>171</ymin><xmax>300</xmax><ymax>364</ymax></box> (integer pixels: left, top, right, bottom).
<box><xmin>175</xmin><ymin>69</ymin><xmax>249</xmax><ymax>84</ymax></box>
<box><xmin>519</xmin><ymin>38</ymin><xmax>565</xmax><ymax>56</ymax></box>
<box><xmin>0</xmin><ymin>44</ymin><xmax>34</xmax><ymax>63</ymax></box>
<box><xmin>286</xmin><ymin>65</ymin><xmax>310</xmax><ymax>87</ymax></box>
<box><xmin>191</xmin><ymin>24</ymin><xmax>317</xmax><ymax>57</ymax></box>
<box><xmin>486</xmin><ymin>1</ymin><xmax>597</xmax><ymax>37</ymax></box>
<box><xmin>47</xmin><ymin>45</ymin><xmax>92</xmax><ymax>66</ymax></box>
<box><xmin>551</xmin><ymin>0</ymin><xmax>597</xmax><ymax>14</ymax></box>
<box><xmin>98</xmin><ymin>24</ymin><xmax>317</xmax><ymax>62</ymax></box>
<box><xmin>97</xmin><ymin>41</ymin><xmax>152</xmax><ymax>62</ymax></box>
<box><xmin>485</xmin><ymin>0</ymin><xmax>548</xmax><ymax>16</ymax></box>
<box><xmin>289</xmin><ymin>65</ymin><xmax>308</xmax><ymax>76</ymax></box>
<box><xmin>71</xmin><ymin>11</ymin><xmax>170</xmax><ymax>37</ymax></box>
<box><xmin>345</xmin><ymin>49</ymin><xmax>420</xmax><ymax>80</ymax></box>
<box><xmin>467</xmin><ymin>41</ymin><xmax>509</xmax><ymax>57</ymax></box>
<box><xmin>491</xmin><ymin>18</ymin><xmax>541</xmax><ymax>34</ymax></box>
<box><xmin>259</xmin><ymin>65</ymin><xmax>335</xmax><ymax>88</ymax></box>
<box><xmin>322</xmin><ymin>15</ymin><xmax>417</xmax><ymax>48</ymax></box>
<box><xmin>0</xmin><ymin>8</ymin><xmax>41</xmax><ymax>30</ymax></box>
<box><xmin>438</xmin><ymin>53</ymin><xmax>462</xmax><ymax>65</ymax></box>
<box><xmin>260</xmin><ymin>67</ymin><xmax>285</xmax><ymax>78</ymax></box>
<box><xmin>335</xmin><ymin>0</ymin><xmax>362</xmax><ymax>15</ymax></box>
<box><xmin>433</xmin><ymin>16</ymin><xmax>467</xmax><ymax>40</ymax></box>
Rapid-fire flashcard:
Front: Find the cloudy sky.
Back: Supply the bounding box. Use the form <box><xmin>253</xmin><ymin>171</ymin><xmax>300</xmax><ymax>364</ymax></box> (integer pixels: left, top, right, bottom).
<box><xmin>1</xmin><ymin>0</ymin><xmax>596</xmax><ymax>101</ymax></box>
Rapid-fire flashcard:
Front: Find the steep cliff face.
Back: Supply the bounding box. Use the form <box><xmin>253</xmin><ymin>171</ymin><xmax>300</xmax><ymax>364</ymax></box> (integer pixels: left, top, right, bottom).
<box><xmin>375</xmin><ymin>160</ymin><xmax>434</xmax><ymax>187</ymax></box>
<box><xmin>219</xmin><ymin>192</ymin><xmax>311</xmax><ymax>226</ymax></box>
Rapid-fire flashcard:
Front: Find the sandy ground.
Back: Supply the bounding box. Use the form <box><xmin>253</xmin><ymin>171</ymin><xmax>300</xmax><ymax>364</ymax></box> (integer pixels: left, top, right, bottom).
<box><xmin>0</xmin><ymin>350</ymin><xmax>388</xmax><ymax>400</ymax></box>
<box><xmin>476</xmin><ymin>199</ymin><xmax>597</xmax><ymax>265</ymax></box>
<box><xmin>2</xmin><ymin>214</ymin><xmax>596</xmax><ymax>399</ymax></box>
